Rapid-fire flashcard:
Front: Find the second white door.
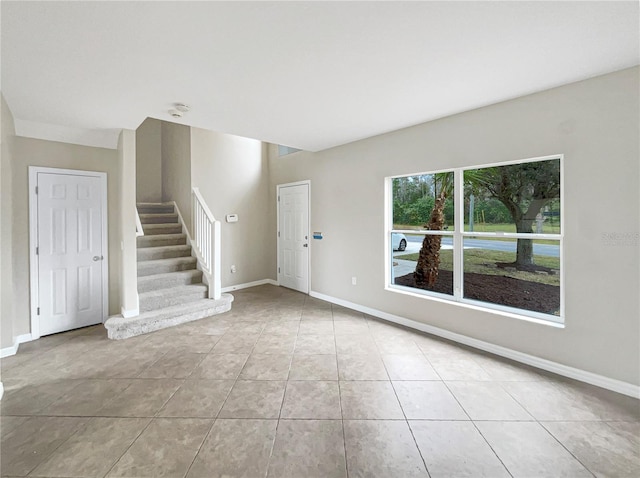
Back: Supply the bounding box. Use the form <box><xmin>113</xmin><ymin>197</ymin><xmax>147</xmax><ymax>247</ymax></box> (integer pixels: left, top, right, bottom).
<box><xmin>278</xmin><ymin>183</ymin><xmax>309</xmax><ymax>293</ymax></box>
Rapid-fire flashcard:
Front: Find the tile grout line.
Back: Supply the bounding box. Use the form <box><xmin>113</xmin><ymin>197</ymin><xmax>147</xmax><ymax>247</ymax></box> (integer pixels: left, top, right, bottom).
<box><xmin>150</xmin><ymin>332</ymin><xmax>235</xmax><ymax>477</ymax></box>
<box><xmin>421</xmin><ymin>335</ymin><xmax>515</xmax><ymax>478</ymax></box>
<box><xmin>262</xmin><ymin>305</ymin><xmax>301</xmax><ymax>477</ymax></box>
<box><xmin>100</xmin><ymin>416</ymin><xmax>155</xmax><ymax>478</ymax></box>
<box><xmin>467</xmin><ymin>421</ymin><xmax>515</xmax><ymax>478</ymax></box>
<box><xmin>133</xmin><ymin>348</ymin><xmax>172</xmax><ymax>378</ymax></box>
<box><xmin>466</xmin><ymin>372</ymin><xmax>598</xmax><ymax>477</ymax></box>
<box><xmin>112</xmin><ymin>355</ymin><xmax>201</xmax><ymax>478</ymax></box>
<box><xmin>537</xmin><ymin>421</ymin><xmax>598</xmax><ymax>477</ymax></box>
<box><xmin>16</xmin><ymin>415</ymin><xmax>86</xmax><ymax>477</ymax></box>
<box><xmin>496</xmin><ymin>380</ymin><xmax>600</xmax><ymax>475</ymax></box>
<box><xmin>438</xmin><ymin>374</ymin><xmax>515</xmax><ymax>478</ymax></box>
<box><xmin>382</xmin><ymin>341</ymin><xmax>433</xmax><ymax>478</ymax></box>
<box><xmin>333</xmin><ymin>303</ymin><xmax>351</xmax><ymax>478</ymax></box>
<box><xmin>181</xmin><ymin>416</ymin><xmax>218</xmax><ymax>478</ymax></box>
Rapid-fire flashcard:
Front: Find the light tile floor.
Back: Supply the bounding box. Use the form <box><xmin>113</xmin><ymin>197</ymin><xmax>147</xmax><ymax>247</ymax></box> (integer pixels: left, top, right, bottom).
<box><xmin>1</xmin><ymin>284</ymin><xmax>639</xmax><ymax>477</ymax></box>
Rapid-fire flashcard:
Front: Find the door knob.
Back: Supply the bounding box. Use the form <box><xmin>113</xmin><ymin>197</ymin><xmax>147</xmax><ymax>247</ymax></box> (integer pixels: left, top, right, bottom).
<box><xmin>93</xmin><ymin>256</ymin><xmax>103</xmax><ymax>261</ymax></box>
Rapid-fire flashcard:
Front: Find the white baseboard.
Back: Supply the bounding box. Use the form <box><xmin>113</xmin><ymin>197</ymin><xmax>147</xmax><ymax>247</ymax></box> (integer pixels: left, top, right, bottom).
<box><xmin>121</xmin><ymin>307</ymin><xmax>139</xmax><ymax>319</ymax></box>
<box><xmin>0</xmin><ymin>333</ymin><xmax>34</xmax><ymax>358</ymax></box>
<box><xmin>310</xmin><ymin>290</ymin><xmax>640</xmax><ymax>399</ymax></box>
<box><xmin>17</xmin><ymin>333</ymin><xmax>32</xmax><ymax>344</ymax></box>
<box><xmin>0</xmin><ymin>343</ymin><xmax>19</xmax><ymax>358</ymax></box>
<box><xmin>222</xmin><ymin>279</ymin><xmax>278</xmax><ymax>293</ymax></box>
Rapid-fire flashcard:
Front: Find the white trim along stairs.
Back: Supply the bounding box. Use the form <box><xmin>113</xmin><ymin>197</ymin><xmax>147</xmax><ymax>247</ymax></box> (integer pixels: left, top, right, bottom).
<box><xmin>104</xmin><ymin>203</ymin><xmax>233</xmax><ymax>339</ymax></box>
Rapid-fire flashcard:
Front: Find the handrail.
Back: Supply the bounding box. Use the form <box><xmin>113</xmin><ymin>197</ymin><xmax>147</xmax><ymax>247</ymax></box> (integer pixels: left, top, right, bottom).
<box><xmin>135</xmin><ymin>207</ymin><xmax>144</xmax><ymax>237</ymax></box>
<box><xmin>192</xmin><ymin>188</ymin><xmax>221</xmax><ymax>300</ymax></box>
<box><xmin>192</xmin><ymin>187</ymin><xmax>215</xmax><ymax>224</ymax></box>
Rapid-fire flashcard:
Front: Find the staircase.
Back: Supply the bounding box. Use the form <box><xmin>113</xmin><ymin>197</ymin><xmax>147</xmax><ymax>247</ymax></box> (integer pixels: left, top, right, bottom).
<box><xmin>105</xmin><ymin>202</ymin><xmax>233</xmax><ymax>340</ymax></box>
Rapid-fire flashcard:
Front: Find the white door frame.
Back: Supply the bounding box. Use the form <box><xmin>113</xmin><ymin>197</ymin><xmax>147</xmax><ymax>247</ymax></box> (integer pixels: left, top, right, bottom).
<box><xmin>28</xmin><ymin>166</ymin><xmax>109</xmax><ymax>339</ymax></box>
<box><xmin>276</xmin><ymin>180</ymin><xmax>311</xmax><ymax>294</ymax></box>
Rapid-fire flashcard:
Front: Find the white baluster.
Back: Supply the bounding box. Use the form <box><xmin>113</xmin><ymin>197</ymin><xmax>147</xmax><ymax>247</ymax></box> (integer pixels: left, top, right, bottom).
<box><xmin>192</xmin><ymin>188</ymin><xmax>221</xmax><ymax>299</ymax></box>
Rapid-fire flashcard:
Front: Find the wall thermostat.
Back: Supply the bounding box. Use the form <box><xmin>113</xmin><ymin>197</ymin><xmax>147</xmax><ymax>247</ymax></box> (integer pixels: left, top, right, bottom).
<box><xmin>313</xmin><ymin>232</ymin><xmax>323</xmax><ymax>239</ymax></box>
<box><xmin>226</xmin><ymin>214</ymin><xmax>238</xmax><ymax>223</ymax></box>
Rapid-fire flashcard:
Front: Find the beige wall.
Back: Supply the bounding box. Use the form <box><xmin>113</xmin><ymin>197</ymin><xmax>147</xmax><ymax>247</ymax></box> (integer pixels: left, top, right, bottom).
<box><xmin>269</xmin><ymin>67</ymin><xmax>640</xmax><ymax>386</ymax></box>
<box><xmin>136</xmin><ymin>118</ymin><xmax>162</xmax><ymax>203</ymax></box>
<box><xmin>11</xmin><ymin>137</ymin><xmax>121</xmax><ymax>338</ymax></box>
<box><xmin>191</xmin><ymin>128</ymin><xmax>273</xmax><ymax>288</ymax></box>
<box><xmin>1</xmin><ymin>94</ymin><xmax>16</xmax><ymax>348</ymax></box>
<box><xmin>161</xmin><ymin>122</ymin><xmax>191</xmax><ymax>232</ymax></box>
<box><xmin>118</xmin><ymin>129</ymin><xmax>138</xmax><ymax>315</ymax></box>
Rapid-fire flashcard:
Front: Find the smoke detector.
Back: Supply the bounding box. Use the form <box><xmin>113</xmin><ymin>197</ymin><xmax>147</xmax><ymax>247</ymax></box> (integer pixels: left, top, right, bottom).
<box><xmin>168</xmin><ymin>103</ymin><xmax>190</xmax><ymax>118</ymax></box>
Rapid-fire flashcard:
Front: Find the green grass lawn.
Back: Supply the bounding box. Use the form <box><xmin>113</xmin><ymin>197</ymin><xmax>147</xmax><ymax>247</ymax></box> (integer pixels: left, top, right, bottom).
<box><xmin>396</xmin><ymin>249</ymin><xmax>560</xmax><ymax>286</ymax></box>
<box><xmin>464</xmin><ymin>222</ymin><xmax>560</xmax><ymax>234</ymax></box>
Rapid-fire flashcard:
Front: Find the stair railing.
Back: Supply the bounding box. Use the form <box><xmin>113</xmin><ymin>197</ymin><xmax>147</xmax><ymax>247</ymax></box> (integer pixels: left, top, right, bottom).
<box><xmin>192</xmin><ymin>188</ymin><xmax>221</xmax><ymax>300</ymax></box>
<box><xmin>135</xmin><ymin>207</ymin><xmax>144</xmax><ymax>237</ymax></box>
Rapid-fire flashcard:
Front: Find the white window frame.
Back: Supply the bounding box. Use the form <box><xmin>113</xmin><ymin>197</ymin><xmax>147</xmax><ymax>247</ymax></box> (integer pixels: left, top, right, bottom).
<box><xmin>386</xmin><ymin>154</ymin><xmax>564</xmax><ymax>326</ymax></box>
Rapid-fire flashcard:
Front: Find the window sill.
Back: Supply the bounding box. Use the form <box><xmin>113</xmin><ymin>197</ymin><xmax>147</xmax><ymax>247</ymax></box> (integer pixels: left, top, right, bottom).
<box><xmin>385</xmin><ymin>284</ymin><xmax>565</xmax><ymax>329</ymax></box>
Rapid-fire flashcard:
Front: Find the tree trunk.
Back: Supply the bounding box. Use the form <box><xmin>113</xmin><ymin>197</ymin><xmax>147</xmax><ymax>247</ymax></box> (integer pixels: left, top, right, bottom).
<box><xmin>414</xmin><ymin>192</ymin><xmax>446</xmax><ymax>286</ymax></box>
<box><xmin>515</xmin><ymin>218</ymin><xmax>534</xmax><ymax>266</ymax></box>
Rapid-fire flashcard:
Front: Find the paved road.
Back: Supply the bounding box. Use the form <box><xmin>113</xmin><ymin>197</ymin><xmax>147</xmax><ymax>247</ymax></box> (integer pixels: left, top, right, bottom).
<box><xmin>399</xmin><ymin>235</ymin><xmax>559</xmax><ymax>257</ymax></box>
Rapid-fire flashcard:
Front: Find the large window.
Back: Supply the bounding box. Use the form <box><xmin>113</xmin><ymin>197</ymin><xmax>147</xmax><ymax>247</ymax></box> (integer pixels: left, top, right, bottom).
<box><xmin>388</xmin><ymin>155</ymin><xmax>562</xmax><ymax>323</ymax></box>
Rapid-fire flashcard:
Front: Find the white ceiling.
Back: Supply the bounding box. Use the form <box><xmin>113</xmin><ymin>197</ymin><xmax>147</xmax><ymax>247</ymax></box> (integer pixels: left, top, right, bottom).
<box><xmin>2</xmin><ymin>1</ymin><xmax>639</xmax><ymax>151</ymax></box>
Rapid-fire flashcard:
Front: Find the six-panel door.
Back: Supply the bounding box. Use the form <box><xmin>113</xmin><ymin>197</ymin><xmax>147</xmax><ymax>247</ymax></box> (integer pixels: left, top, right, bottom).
<box><xmin>37</xmin><ymin>172</ymin><xmax>104</xmax><ymax>336</ymax></box>
<box><xmin>278</xmin><ymin>184</ymin><xmax>309</xmax><ymax>293</ymax></box>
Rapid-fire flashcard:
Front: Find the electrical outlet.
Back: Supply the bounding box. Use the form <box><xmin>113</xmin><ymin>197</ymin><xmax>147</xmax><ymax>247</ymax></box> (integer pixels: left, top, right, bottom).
<box><xmin>352</xmin><ymin>276</ymin><xmax>357</xmax><ymax>285</ymax></box>
<box><xmin>231</xmin><ymin>265</ymin><xmax>236</xmax><ymax>273</ymax></box>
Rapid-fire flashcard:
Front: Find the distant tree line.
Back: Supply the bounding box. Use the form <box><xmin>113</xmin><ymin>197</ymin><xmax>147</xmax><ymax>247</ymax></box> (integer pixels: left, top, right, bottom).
<box><xmin>393</xmin><ymin>166</ymin><xmax>560</xmax><ymax>230</ymax></box>
<box><xmin>393</xmin><ymin>175</ymin><xmax>454</xmax><ymax>226</ymax></box>
<box><xmin>393</xmin><ymin>191</ymin><xmax>512</xmax><ymax>226</ymax></box>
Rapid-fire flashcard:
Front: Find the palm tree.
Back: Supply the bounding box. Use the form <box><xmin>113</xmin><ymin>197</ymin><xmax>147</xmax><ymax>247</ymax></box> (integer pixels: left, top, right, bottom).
<box><xmin>414</xmin><ymin>173</ymin><xmax>453</xmax><ymax>287</ymax></box>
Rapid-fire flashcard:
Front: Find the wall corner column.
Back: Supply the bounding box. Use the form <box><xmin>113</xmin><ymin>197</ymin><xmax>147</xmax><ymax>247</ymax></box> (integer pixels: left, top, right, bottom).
<box><xmin>118</xmin><ymin>129</ymin><xmax>139</xmax><ymax>317</ymax></box>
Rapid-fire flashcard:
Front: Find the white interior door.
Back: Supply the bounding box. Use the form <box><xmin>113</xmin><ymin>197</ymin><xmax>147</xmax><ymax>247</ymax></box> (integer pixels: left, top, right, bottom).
<box><xmin>278</xmin><ymin>183</ymin><xmax>309</xmax><ymax>293</ymax></box>
<box><xmin>36</xmin><ymin>172</ymin><xmax>105</xmax><ymax>336</ymax></box>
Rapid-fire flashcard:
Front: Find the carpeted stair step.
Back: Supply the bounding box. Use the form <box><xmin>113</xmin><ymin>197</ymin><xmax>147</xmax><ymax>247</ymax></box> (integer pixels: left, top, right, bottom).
<box><xmin>105</xmin><ymin>295</ymin><xmax>235</xmax><ymax>339</ymax></box>
<box><xmin>142</xmin><ymin>223</ymin><xmax>182</xmax><ymax>235</ymax></box>
<box><xmin>139</xmin><ymin>213</ymin><xmax>179</xmax><ymax>224</ymax></box>
<box><xmin>137</xmin><ymin>244</ymin><xmax>192</xmax><ymax>262</ymax></box>
<box><xmin>138</xmin><ymin>269</ymin><xmax>203</xmax><ymax>293</ymax></box>
<box><xmin>137</xmin><ymin>203</ymin><xmax>175</xmax><ymax>214</ymax></box>
<box><xmin>137</xmin><ymin>233</ymin><xmax>187</xmax><ymax>248</ymax></box>
<box><xmin>139</xmin><ymin>284</ymin><xmax>209</xmax><ymax>313</ymax></box>
<box><xmin>137</xmin><ymin>256</ymin><xmax>197</xmax><ymax>277</ymax></box>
